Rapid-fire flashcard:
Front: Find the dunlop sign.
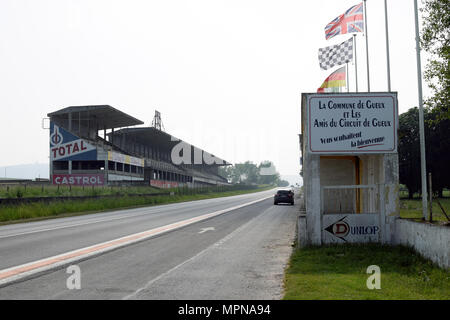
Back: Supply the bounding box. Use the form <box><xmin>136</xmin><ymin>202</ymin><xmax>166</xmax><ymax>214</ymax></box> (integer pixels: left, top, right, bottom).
<box><xmin>322</xmin><ymin>214</ymin><xmax>381</xmax><ymax>243</ymax></box>
<box><xmin>307</xmin><ymin>93</ymin><xmax>398</xmax><ymax>154</ymax></box>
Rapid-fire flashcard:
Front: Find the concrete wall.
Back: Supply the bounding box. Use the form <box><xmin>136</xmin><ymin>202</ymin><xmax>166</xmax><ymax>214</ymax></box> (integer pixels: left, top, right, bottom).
<box><xmin>298</xmin><ymin>216</ymin><xmax>449</xmax><ymax>269</ymax></box>
<box><xmin>393</xmin><ymin>219</ymin><xmax>449</xmax><ymax>269</ymax></box>
<box><xmin>298</xmin><ymin>214</ymin><xmax>307</xmax><ymax>247</ymax></box>
<box><xmin>304</xmin><ymin>154</ymin><xmax>321</xmax><ymax>245</ymax></box>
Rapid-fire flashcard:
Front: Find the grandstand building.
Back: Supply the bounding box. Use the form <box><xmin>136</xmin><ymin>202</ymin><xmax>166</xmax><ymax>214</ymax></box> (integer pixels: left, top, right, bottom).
<box><xmin>47</xmin><ymin>105</ymin><xmax>230</xmax><ymax>187</ymax></box>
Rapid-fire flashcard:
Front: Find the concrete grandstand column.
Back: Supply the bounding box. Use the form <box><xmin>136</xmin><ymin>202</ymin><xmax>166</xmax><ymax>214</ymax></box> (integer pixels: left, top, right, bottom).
<box><xmin>104</xmin><ymin>160</ymin><xmax>108</xmax><ymax>185</ymax></box>
<box><xmin>305</xmin><ymin>154</ymin><xmax>321</xmax><ymax>245</ymax></box>
<box><xmin>382</xmin><ymin>153</ymin><xmax>400</xmax><ymax>244</ymax></box>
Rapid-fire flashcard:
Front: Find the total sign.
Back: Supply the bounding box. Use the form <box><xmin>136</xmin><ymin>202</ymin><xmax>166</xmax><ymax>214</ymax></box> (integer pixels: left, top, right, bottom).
<box><xmin>50</xmin><ymin>122</ymin><xmax>97</xmax><ymax>161</ymax></box>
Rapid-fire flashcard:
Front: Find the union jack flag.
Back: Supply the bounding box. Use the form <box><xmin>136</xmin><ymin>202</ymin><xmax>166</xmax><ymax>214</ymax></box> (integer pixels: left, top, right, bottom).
<box><xmin>325</xmin><ymin>3</ymin><xmax>364</xmax><ymax>40</ymax></box>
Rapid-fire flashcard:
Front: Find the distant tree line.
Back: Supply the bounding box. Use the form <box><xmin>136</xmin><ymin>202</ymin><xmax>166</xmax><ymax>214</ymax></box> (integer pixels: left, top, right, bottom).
<box><xmin>399</xmin><ymin>107</ymin><xmax>450</xmax><ymax>198</ymax></box>
<box><xmin>218</xmin><ymin>161</ymin><xmax>289</xmax><ymax>187</ymax></box>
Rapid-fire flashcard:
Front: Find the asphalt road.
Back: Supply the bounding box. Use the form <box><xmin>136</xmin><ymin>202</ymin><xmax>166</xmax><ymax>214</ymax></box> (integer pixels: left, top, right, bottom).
<box><xmin>0</xmin><ymin>189</ymin><xmax>299</xmax><ymax>299</ymax></box>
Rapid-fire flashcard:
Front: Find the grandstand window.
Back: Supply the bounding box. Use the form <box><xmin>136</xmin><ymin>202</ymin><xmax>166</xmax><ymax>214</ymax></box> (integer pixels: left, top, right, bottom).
<box><xmin>53</xmin><ymin>161</ymin><xmax>68</xmax><ymax>171</ymax></box>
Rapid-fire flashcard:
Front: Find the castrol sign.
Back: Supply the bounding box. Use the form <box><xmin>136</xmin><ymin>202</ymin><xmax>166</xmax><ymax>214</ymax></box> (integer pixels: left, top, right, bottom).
<box><xmin>50</xmin><ymin>122</ymin><xmax>97</xmax><ymax>161</ymax></box>
<box><xmin>53</xmin><ymin>174</ymin><xmax>105</xmax><ymax>186</ymax></box>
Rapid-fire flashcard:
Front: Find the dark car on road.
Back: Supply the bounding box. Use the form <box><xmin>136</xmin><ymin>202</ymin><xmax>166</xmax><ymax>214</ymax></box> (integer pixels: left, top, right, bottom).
<box><xmin>274</xmin><ymin>189</ymin><xmax>294</xmax><ymax>205</ymax></box>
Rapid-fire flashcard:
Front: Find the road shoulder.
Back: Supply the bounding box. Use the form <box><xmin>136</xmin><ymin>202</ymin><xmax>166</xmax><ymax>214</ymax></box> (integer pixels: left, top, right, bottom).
<box><xmin>130</xmin><ymin>202</ymin><xmax>299</xmax><ymax>300</ymax></box>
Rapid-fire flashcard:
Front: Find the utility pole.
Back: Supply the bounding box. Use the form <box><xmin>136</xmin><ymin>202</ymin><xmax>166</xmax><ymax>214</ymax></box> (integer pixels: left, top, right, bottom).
<box><xmin>413</xmin><ymin>0</ymin><xmax>428</xmax><ymax>220</ymax></box>
<box><xmin>353</xmin><ymin>34</ymin><xmax>358</xmax><ymax>92</ymax></box>
<box><xmin>384</xmin><ymin>0</ymin><xmax>391</xmax><ymax>91</ymax></box>
<box><xmin>346</xmin><ymin>63</ymin><xmax>349</xmax><ymax>92</ymax></box>
<box><xmin>363</xmin><ymin>0</ymin><xmax>370</xmax><ymax>92</ymax></box>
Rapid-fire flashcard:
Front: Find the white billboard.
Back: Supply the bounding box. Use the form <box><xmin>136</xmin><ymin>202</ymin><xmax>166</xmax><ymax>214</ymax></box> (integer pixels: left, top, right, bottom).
<box><xmin>306</xmin><ymin>93</ymin><xmax>398</xmax><ymax>154</ymax></box>
<box><xmin>107</xmin><ymin>151</ymin><xmax>144</xmax><ymax>167</ymax></box>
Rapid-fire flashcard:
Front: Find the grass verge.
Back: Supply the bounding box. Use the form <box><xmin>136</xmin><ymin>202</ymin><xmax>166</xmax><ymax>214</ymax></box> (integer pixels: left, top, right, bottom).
<box><xmin>284</xmin><ymin>244</ymin><xmax>449</xmax><ymax>300</ymax></box>
<box><xmin>400</xmin><ymin>198</ymin><xmax>450</xmax><ymax>223</ymax></box>
<box><xmin>0</xmin><ymin>185</ymin><xmax>274</xmax><ymax>225</ymax></box>
<box><xmin>0</xmin><ymin>185</ymin><xmax>162</xmax><ymax>198</ymax></box>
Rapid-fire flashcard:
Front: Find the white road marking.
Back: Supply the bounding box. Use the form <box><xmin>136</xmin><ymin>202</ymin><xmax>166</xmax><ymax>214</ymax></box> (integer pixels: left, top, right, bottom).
<box><xmin>198</xmin><ymin>227</ymin><xmax>215</xmax><ymax>234</ymax></box>
<box><xmin>0</xmin><ymin>192</ymin><xmax>272</xmax><ymax>239</ymax></box>
<box><xmin>0</xmin><ymin>213</ymin><xmax>151</xmax><ymax>239</ymax></box>
<box><xmin>0</xmin><ymin>195</ymin><xmax>272</xmax><ymax>287</ymax></box>
<box><xmin>122</xmin><ymin>204</ymin><xmax>271</xmax><ymax>300</ymax></box>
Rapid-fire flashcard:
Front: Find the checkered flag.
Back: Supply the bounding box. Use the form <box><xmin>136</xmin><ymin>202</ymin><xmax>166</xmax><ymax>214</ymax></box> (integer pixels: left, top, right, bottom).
<box><xmin>318</xmin><ymin>38</ymin><xmax>353</xmax><ymax>70</ymax></box>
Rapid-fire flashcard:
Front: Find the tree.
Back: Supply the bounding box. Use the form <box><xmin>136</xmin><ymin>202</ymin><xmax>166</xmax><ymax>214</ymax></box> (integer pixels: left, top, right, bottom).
<box><xmin>235</xmin><ymin>161</ymin><xmax>260</xmax><ymax>184</ymax></box>
<box><xmin>419</xmin><ymin>0</ymin><xmax>450</xmax><ymax>196</ymax></box>
<box><xmin>398</xmin><ymin>108</ymin><xmax>422</xmax><ymax>198</ymax></box>
<box><xmin>399</xmin><ymin>2</ymin><xmax>450</xmax><ymax>198</ymax></box>
<box><xmin>221</xmin><ymin>161</ymin><xmax>259</xmax><ymax>184</ymax></box>
<box><xmin>426</xmin><ymin>110</ymin><xmax>450</xmax><ymax>197</ymax></box>
<box><xmin>421</xmin><ymin>0</ymin><xmax>449</xmax><ymax>121</ymax></box>
<box><xmin>398</xmin><ymin>107</ymin><xmax>450</xmax><ymax>197</ymax></box>
<box><xmin>218</xmin><ymin>166</ymin><xmax>232</xmax><ymax>181</ymax></box>
<box><xmin>257</xmin><ymin>161</ymin><xmax>281</xmax><ymax>185</ymax></box>
<box><xmin>277</xmin><ymin>180</ymin><xmax>290</xmax><ymax>187</ymax></box>
<box><xmin>218</xmin><ymin>160</ymin><xmax>283</xmax><ymax>185</ymax></box>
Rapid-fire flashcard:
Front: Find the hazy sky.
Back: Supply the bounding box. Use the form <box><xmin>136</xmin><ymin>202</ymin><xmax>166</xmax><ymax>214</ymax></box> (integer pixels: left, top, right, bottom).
<box><xmin>0</xmin><ymin>0</ymin><xmax>432</xmax><ymax>178</ymax></box>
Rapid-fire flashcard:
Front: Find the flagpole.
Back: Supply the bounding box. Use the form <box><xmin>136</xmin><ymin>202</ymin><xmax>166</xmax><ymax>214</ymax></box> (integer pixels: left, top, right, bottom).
<box><xmin>384</xmin><ymin>0</ymin><xmax>391</xmax><ymax>91</ymax></box>
<box><xmin>414</xmin><ymin>0</ymin><xmax>428</xmax><ymax>220</ymax></box>
<box><xmin>353</xmin><ymin>34</ymin><xmax>358</xmax><ymax>92</ymax></box>
<box><xmin>363</xmin><ymin>0</ymin><xmax>370</xmax><ymax>92</ymax></box>
<box><xmin>346</xmin><ymin>63</ymin><xmax>349</xmax><ymax>92</ymax></box>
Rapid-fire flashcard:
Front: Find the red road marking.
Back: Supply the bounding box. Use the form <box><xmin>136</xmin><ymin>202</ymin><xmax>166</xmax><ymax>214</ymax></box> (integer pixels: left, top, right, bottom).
<box><xmin>0</xmin><ymin>195</ymin><xmax>272</xmax><ymax>282</ymax></box>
